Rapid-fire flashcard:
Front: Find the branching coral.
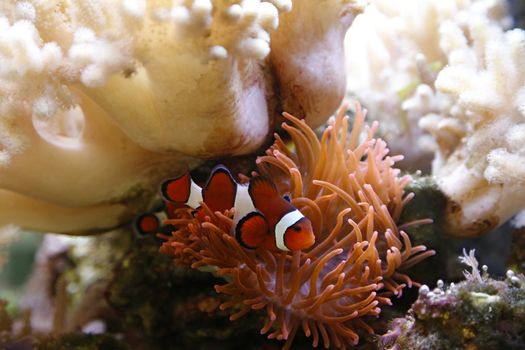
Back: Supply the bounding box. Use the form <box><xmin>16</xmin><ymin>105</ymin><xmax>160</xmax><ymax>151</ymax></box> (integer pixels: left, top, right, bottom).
<box><xmin>426</xmin><ymin>17</ymin><xmax>525</xmax><ymax>237</ymax></box>
<box><xmin>345</xmin><ymin>0</ymin><xmax>510</xmax><ymax>170</ymax></box>
<box><xmin>345</xmin><ymin>0</ymin><xmax>525</xmax><ymax>237</ymax></box>
<box><xmin>0</xmin><ymin>0</ymin><xmax>363</xmax><ymax>234</ymax></box>
<box><xmin>160</xmin><ymin>103</ymin><xmax>434</xmax><ymax>349</ymax></box>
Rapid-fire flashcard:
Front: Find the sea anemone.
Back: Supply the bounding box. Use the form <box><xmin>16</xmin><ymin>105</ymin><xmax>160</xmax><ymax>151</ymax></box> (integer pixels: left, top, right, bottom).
<box><xmin>159</xmin><ymin>102</ymin><xmax>434</xmax><ymax>349</ymax></box>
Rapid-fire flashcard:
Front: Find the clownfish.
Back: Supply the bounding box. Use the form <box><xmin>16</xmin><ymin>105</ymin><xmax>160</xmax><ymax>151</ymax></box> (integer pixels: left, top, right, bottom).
<box><xmin>159</xmin><ymin>165</ymin><xmax>315</xmax><ymax>252</ymax></box>
<box><xmin>133</xmin><ymin>213</ymin><xmax>160</xmax><ymax>238</ymax></box>
<box><xmin>132</xmin><ymin>211</ymin><xmax>176</xmax><ymax>239</ymax></box>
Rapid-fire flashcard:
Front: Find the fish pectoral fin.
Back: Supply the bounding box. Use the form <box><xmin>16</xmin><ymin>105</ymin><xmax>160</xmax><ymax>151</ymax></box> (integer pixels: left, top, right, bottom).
<box><xmin>161</xmin><ymin>171</ymin><xmax>191</xmax><ymax>203</ymax></box>
<box><xmin>235</xmin><ymin>212</ymin><xmax>270</xmax><ymax>249</ymax></box>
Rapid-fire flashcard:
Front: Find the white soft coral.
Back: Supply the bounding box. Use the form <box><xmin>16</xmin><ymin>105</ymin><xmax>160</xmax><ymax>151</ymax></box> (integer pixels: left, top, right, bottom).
<box><xmin>344</xmin><ymin>0</ymin><xmax>510</xmax><ymax>171</ymax></box>
<box><xmin>344</xmin><ymin>0</ymin><xmax>525</xmax><ymax>236</ymax></box>
<box><xmin>429</xmin><ymin>21</ymin><xmax>525</xmax><ymax>236</ymax></box>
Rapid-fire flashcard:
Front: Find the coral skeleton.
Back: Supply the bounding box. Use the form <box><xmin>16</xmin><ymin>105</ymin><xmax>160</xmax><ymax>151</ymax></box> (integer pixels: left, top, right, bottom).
<box><xmin>0</xmin><ymin>0</ymin><xmax>363</xmax><ymax>234</ymax></box>
<box><xmin>160</xmin><ymin>103</ymin><xmax>434</xmax><ymax>349</ymax></box>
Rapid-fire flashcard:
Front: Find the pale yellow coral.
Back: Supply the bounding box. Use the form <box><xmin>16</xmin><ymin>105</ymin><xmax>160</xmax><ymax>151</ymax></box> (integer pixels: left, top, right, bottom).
<box><xmin>344</xmin><ymin>0</ymin><xmax>525</xmax><ymax>236</ymax></box>
<box><xmin>344</xmin><ymin>0</ymin><xmax>509</xmax><ymax>170</ymax></box>
<box><xmin>0</xmin><ymin>224</ymin><xmax>19</xmax><ymax>272</ymax></box>
<box><xmin>428</xmin><ymin>22</ymin><xmax>525</xmax><ymax>236</ymax></box>
<box><xmin>0</xmin><ymin>0</ymin><xmax>363</xmax><ymax>233</ymax></box>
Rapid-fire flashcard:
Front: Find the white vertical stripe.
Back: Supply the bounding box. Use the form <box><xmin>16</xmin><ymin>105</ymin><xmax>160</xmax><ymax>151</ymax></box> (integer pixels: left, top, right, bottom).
<box><xmin>187</xmin><ymin>180</ymin><xmax>203</xmax><ymax>208</ymax></box>
<box><xmin>274</xmin><ymin>210</ymin><xmax>304</xmax><ymax>251</ymax></box>
<box><xmin>233</xmin><ymin>185</ymin><xmax>256</xmax><ymax>224</ymax></box>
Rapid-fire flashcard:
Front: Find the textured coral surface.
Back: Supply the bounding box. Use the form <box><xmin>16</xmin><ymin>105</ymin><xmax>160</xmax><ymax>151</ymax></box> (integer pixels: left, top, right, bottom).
<box><xmin>0</xmin><ymin>0</ymin><xmax>362</xmax><ymax>234</ymax></box>
<box><xmin>345</xmin><ymin>0</ymin><xmax>525</xmax><ymax>237</ymax></box>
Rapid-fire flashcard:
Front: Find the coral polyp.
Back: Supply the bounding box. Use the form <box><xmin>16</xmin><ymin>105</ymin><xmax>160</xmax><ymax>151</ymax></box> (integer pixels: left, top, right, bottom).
<box><xmin>160</xmin><ymin>103</ymin><xmax>434</xmax><ymax>349</ymax></box>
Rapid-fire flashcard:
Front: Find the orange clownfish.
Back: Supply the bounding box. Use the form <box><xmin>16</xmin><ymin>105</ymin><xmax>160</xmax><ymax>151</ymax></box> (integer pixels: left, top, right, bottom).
<box><xmin>160</xmin><ymin>165</ymin><xmax>315</xmax><ymax>252</ymax></box>
<box><xmin>133</xmin><ymin>213</ymin><xmax>160</xmax><ymax>237</ymax></box>
<box><xmin>132</xmin><ymin>211</ymin><xmax>177</xmax><ymax>239</ymax></box>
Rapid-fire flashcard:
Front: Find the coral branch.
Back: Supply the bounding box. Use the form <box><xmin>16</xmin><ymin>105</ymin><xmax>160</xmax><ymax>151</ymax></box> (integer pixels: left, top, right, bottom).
<box><xmin>269</xmin><ymin>0</ymin><xmax>365</xmax><ymax>128</ymax></box>
<box><xmin>344</xmin><ymin>0</ymin><xmax>525</xmax><ymax>236</ymax></box>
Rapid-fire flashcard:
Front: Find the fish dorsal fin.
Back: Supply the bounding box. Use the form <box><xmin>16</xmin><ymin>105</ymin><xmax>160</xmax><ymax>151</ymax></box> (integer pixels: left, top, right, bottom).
<box><xmin>248</xmin><ymin>176</ymin><xmax>279</xmax><ymax>209</ymax></box>
<box><xmin>202</xmin><ymin>165</ymin><xmax>237</xmax><ymax>213</ymax></box>
<box><xmin>161</xmin><ymin>172</ymin><xmax>191</xmax><ymax>203</ymax></box>
<box><xmin>133</xmin><ymin>213</ymin><xmax>159</xmax><ymax>238</ymax></box>
<box><xmin>235</xmin><ymin>211</ymin><xmax>270</xmax><ymax>249</ymax></box>
<box><xmin>248</xmin><ymin>176</ymin><xmax>295</xmax><ymax>223</ymax></box>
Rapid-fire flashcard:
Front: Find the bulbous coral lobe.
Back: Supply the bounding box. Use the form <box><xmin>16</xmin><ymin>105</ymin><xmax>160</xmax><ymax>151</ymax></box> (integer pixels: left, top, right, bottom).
<box><xmin>269</xmin><ymin>0</ymin><xmax>363</xmax><ymax>128</ymax></box>
<box><xmin>160</xmin><ymin>103</ymin><xmax>434</xmax><ymax>349</ymax></box>
<box><xmin>444</xmin><ymin>198</ymin><xmax>500</xmax><ymax>237</ymax></box>
<box><xmin>0</xmin><ymin>0</ymin><xmax>362</xmax><ymax>234</ymax></box>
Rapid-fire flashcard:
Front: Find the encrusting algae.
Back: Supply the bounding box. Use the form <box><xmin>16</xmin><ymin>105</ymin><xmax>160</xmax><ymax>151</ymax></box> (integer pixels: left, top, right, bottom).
<box><xmin>381</xmin><ymin>250</ymin><xmax>525</xmax><ymax>350</ymax></box>
<box><xmin>159</xmin><ymin>102</ymin><xmax>435</xmax><ymax>349</ymax></box>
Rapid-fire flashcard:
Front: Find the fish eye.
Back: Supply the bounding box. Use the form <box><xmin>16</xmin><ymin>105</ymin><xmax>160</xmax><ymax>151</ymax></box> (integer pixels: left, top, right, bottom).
<box><xmin>293</xmin><ymin>226</ymin><xmax>301</xmax><ymax>232</ymax></box>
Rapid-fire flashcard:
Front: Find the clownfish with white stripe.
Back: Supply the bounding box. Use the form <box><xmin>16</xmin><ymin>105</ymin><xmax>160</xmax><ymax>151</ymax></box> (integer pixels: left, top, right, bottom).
<box><xmin>158</xmin><ymin>165</ymin><xmax>315</xmax><ymax>252</ymax></box>
<box><xmin>132</xmin><ymin>210</ymin><xmax>177</xmax><ymax>239</ymax></box>
<box><xmin>133</xmin><ymin>213</ymin><xmax>160</xmax><ymax>238</ymax></box>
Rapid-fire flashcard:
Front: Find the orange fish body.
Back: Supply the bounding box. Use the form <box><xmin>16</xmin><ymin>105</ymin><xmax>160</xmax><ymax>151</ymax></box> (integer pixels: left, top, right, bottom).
<box><xmin>160</xmin><ymin>165</ymin><xmax>315</xmax><ymax>252</ymax></box>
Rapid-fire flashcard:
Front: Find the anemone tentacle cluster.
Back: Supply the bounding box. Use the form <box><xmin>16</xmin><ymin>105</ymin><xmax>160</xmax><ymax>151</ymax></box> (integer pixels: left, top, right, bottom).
<box><xmin>160</xmin><ymin>103</ymin><xmax>434</xmax><ymax>349</ymax></box>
